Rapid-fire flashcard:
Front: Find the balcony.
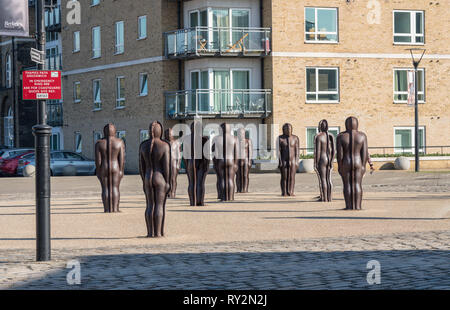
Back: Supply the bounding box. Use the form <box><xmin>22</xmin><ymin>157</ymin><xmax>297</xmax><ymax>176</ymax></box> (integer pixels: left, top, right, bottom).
<box><xmin>164</xmin><ymin>27</ymin><xmax>271</xmax><ymax>59</ymax></box>
<box><xmin>45</xmin><ymin>7</ymin><xmax>61</xmax><ymax>32</ymax></box>
<box><xmin>46</xmin><ymin>101</ymin><xmax>63</xmax><ymax>127</ymax></box>
<box><xmin>45</xmin><ymin>54</ymin><xmax>62</xmax><ymax>71</ymax></box>
<box><xmin>165</xmin><ymin>89</ymin><xmax>272</xmax><ymax>120</ymax></box>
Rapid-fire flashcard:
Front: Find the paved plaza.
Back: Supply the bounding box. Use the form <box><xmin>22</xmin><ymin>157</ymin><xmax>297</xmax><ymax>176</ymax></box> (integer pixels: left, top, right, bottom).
<box><xmin>0</xmin><ymin>171</ymin><xmax>449</xmax><ymax>289</ymax></box>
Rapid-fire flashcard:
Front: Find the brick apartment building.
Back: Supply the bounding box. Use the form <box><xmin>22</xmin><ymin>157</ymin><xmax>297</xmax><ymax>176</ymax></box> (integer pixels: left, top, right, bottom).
<box><xmin>61</xmin><ymin>0</ymin><xmax>450</xmax><ymax>172</ymax></box>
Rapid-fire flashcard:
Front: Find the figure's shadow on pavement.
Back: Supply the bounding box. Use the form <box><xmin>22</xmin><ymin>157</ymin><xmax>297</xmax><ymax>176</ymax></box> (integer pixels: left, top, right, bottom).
<box><xmin>8</xmin><ymin>249</ymin><xmax>450</xmax><ymax>290</ymax></box>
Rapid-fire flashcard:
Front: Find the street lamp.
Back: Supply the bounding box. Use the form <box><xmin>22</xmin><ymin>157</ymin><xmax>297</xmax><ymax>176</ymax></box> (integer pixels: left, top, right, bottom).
<box><xmin>407</xmin><ymin>48</ymin><xmax>426</xmax><ymax>173</ymax></box>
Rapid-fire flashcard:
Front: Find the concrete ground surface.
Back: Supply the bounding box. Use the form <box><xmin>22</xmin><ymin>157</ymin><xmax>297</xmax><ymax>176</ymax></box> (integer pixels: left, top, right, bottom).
<box><xmin>0</xmin><ymin>171</ymin><xmax>449</xmax><ymax>289</ymax></box>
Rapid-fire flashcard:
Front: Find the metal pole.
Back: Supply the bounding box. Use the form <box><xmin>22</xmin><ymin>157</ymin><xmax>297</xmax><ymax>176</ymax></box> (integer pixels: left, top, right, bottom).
<box><xmin>33</xmin><ymin>0</ymin><xmax>52</xmax><ymax>261</ymax></box>
<box><xmin>414</xmin><ymin>62</ymin><xmax>419</xmax><ymax>172</ymax></box>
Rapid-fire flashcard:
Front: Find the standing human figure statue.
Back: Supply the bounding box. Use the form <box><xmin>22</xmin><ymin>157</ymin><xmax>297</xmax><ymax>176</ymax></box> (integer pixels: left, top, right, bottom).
<box><xmin>277</xmin><ymin>123</ymin><xmax>300</xmax><ymax>196</ymax></box>
<box><xmin>314</xmin><ymin>120</ymin><xmax>335</xmax><ymax>202</ymax></box>
<box><xmin>95</xmin><ymin>124</ymin><xmax>125</xmax><ymax>213</ymax></box>
<box><xmin>139</xmin><ymin>121</ymin><xmax>171</xmax><ymax>237</ymax></box>
<box><xmin>336</xmin><ymin>116</ymin><xmax>368</xmax><ymax>210</ymax></box>
<box><xmin>183</xmin><ymin>121</ymin><xmax>210</xmax><ymax>206</ymax></box>
<box><xmin>236</xmin><ymin>128</ymin><xmax>253</xmax><ymax>193</ymax></box>
<box><xmin>164</xmin><ymin>128</ymin><xmax>181</xmax><ymax>198</ymax></box>
<box><xmin>212</xmin><ymin>123</ymin><xmax>238</xmax><ymax>201</ymax></box>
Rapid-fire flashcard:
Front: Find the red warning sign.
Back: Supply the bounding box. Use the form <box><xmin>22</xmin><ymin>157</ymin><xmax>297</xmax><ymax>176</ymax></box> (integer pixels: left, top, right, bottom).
<box><xmin>22</xmin><ymin>70</ymin><xmax>62</xmax><ymax>100</ymax></box>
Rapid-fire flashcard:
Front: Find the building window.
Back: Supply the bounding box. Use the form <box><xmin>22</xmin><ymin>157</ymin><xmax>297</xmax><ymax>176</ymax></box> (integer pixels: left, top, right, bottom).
<box><xmin>93</xmin><ymin>131</ymin><xmax>102</xmax><ymax>148</ymax></box>
<box><xmin>6</xmin><ymin>53</ymin><xmax>12</xmax><ymax>88</ymax></box>
<box><xmin>92</xmin><ymin>26</ymin><xmax>101</xmax><ymax>58</ymax></box>
<box><xmin>116</xmin><ymin>76</ymin><xmax>125</xmax><ymax>108</ymax></box>
<box><xmin>93</xmin><ymin>79</ymin><xmax>101</xmax><ymax>110</ymax></box>
<box><xmin>115</xmin><ymin>21</ymin><xmax>124</xmax><ymax>54</ymax></box>
<box><xmin>91</xmin><ymin>0</ymin><xmax>100</xmax><ymax>6</ymax></box>
<box><xmin>116</xmin><ymin>131</ymin><xmax>126</xmax><ymax>148</ymax></box>
<box><xmin>50</xmin><ymin>133</ymin><xmax>60</xmax><ymax>151</ymax></box>
<box><xmin>73</xmin><ymin>31</ymin><xmax>80</xmax><ymax>52</ymax></box>
<box><xmin>138</xmin><ymin>16</ymin><xmax>147</xmax><ymax>39</ymax></box>
<box><xmin>306</xmin><ymin>126</ymin><xmax>339</xmax><ymax>154</ymax></box>
<box><xmin>393</xmin><ymin>10</ymin><xmax>424</xmax><ymax>44</ymax></box>
<box><xmin>73</xmin><ymin>81</ymin><xmax>81</xmax><ymax>103</ymax></box>
<box><xmin>393</xmin><ymin>68</ymin><xmax>425</xmax><ymax>103</ymax></box>
<box><xmin>75</xmin><ymin>132</ymin><xmax>82</xmax><ymax>153</ymax></box>
<box><xmin>140</xmin><ymin>129</ymin><xmax>149</xmax><ymax>143</ymax></box>
<box><xmin>3</xmin><ymin>107</ymin><xmax>13</xmax><ymax>147</ymax></box>
<box><xmin>306</xmin><ymin>67</ymin><xmax>339</xmax><ymax>103</ymax></box>
<box><xmin>394</xmin><ymin>127</ymin><xmax>425</xmax><ymax>154</ymax></box>
<box><xmin>139</xmin><ymin>73</ymin><xmax>148</xmax><ymax>96</ymax></box>
<box><xmin>305</xmin><ymin>7</ymin><xmax>338</xmax><ymax>43</ymax></box>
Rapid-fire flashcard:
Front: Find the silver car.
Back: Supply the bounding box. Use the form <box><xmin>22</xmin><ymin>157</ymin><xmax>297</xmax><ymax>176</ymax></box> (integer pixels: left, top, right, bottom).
<box><xmin>17</xmin><ymin>151</ymin><xmax>96</xmax><ymax>176</ymax></box>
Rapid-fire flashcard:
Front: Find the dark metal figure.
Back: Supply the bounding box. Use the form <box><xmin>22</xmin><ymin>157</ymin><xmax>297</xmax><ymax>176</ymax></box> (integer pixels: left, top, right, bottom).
<box><xmin>183</xmin><ymin>121</ymin><xmax>210</xmax><ymax>206</ymax></box>
<box><xmin>95</xmin><ymin>124</ymin><xmax>125</xmax><ymax>213</ymax></box>
<box><xmin>277</xmin><ymin>123</ymin><xmax>300</xmax><ymax>196</ymax></box>
<box><xmin>314</xmin><ymin>120</ymin><xmax>335</xmax><ymax>202</ymax></box>
<box><xmin>336</xmin><ymin>116</ymin><xmax>369</xmax><ymax>210</ymax></box>
<box><xmin>139</xmin><ymin>121</ymin><xmax>171</xmax><ymax>237</ymax></box>
<box><xmin>212</xmin><ymin>123</ymin><xmax>238</xmax><ymax>201</ymax></box>
<box><xmin>236</xmin><ymin>128</ymin><xmax>253</xmax><ymax>193</ymax></box>
<box><xmin>164</xmin><ymin>128</ymin><xmax>181</xmax><ymax>198</ymax></box>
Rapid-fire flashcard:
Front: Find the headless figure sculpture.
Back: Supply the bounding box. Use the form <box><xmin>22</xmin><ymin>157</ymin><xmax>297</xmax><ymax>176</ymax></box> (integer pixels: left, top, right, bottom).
<box><xmin>139</xmin><ymin>121</ymin><xmax>171</xmax><ymax>237</ymax></box>
<box><xmin>164</xmin><ymin>128</ymin><xmax>181</xmax><ymax>198</ymax></box>
<box><xmin>212</xmin><ymin>123</ymin><xmax>238</xmax><ymax>201</ymax></box>
<box><xmin>314</xmin><ymin>120</ymin><xmax>335</xmax><ymax>202</ymax></box>
<box><xmin>95</xmin><ymin>124</ymin><xmax>125</xmax><ymax>213</ymax></box>
<box><xmin>336</xmin><ymin>116</ymin><xmax>368</xmax><ymax>210</ymax></box>
<box><xmin>236</xmin><ymin>128</ymin><xmax>253</xmax><ymax>193</ymax></box>
<box><xmin>183</xmin><ymin>121</ymin><xmax>210</xmax><ymax>206</ymax></box>
<box><xmin>278</xmin><ymin>123</ymin><xmax>300</xmax><ymax>196</ymax></box>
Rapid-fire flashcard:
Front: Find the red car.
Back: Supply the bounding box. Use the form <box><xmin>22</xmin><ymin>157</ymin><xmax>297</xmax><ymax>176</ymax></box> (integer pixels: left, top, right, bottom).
<box><xmin>0</xmin><ymin>150</ymin><xmax>34</xmax><ymax>176</ymax></box>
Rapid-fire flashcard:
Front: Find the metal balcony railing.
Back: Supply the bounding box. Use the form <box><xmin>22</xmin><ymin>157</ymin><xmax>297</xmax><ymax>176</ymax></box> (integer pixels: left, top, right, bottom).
<box><xmin>45</xmin><ymin>7</ymin><xmax>61</xmax><ymax>31</ymax></box>
<box><xmin>46</xmin><ymin>101</ymin><xmax>63</xmax><ymax>127</ymax></box>
<box><xmin>165</xmin><ymin>89</ymin><xmax>272</xmax><ymax>119</ymax></box>
<box><xmin>164</xmin><ymin>27</ymin><xmax>271</xmax><ymax>59</ymax></box>
<box><xmin>45</xmin><ymin>54</ymin><xmax>62</xmax><ymax>70</ymax></box>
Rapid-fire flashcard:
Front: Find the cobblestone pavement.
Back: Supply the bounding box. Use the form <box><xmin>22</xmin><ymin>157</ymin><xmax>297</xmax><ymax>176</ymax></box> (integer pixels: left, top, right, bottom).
<box><xmin>1</xmin><ymin>231</ymin><xmax>449</xmax><ymax>290</ymax></box>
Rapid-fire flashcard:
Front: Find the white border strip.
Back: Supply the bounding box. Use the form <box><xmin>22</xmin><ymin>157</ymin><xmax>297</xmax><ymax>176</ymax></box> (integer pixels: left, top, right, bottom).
<box><xmin>272</xmin><ymin>52</ymin><xmax>450</xmax><ymax>60</ymax></box>
<box><xmin>62</xmin><ymin>56</ymin><xmax>164</xmax><ymax>76</ymax></box>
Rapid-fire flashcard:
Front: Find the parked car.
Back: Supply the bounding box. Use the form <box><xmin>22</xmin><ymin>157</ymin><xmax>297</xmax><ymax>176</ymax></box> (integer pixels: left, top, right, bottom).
<box><xmin>0</xmin><ymin>150</ymin><xmax>34</xmax><ymax>176</ymax></box>
<box><xmin>17</xmin><ymin>151</ymin><xmax>96</xmax><ymax>177</ymax></box>
<box><xmin>0</xmin><ymin>148</ymin><xmax>33</xmax><ymax>161</ymax></box>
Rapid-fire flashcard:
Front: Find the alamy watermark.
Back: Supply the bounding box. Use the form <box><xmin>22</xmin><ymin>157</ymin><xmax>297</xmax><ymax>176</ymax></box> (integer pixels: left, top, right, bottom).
<box><xmin>366</xmin><ymin>259</ymin><xmax>381</xmax><ymax>285</ymax></box>
<box><xmin>66</xmin><ymin>259</ymin><xmax>81</xmax><ymax>285</ymax></box>
<box><xmin>367</xmin><ymin>0</ymin><xmax>381</xmax><ymax>25</ymax></box>
<box><xmin>66</xmin><ymin>0</ymin><xmax>81</xmax><ymax>25</ymax></box>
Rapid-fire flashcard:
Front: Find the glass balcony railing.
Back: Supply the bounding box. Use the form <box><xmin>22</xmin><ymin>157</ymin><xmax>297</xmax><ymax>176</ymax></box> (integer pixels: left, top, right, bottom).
<box><xmin>165</xmin><ymin>89</ymin><xmax>272</xmax><ymax>119</ymax></box>
<box><xmin>45</xmin><ymin>54</ymin><xmax>62</xmax><ymax>71</ymax></box>
<box><xmin>47</xmin><ymin>101</ymin><xmax>63</xmax><ymax>127</ymax></box>
<box><xmin>165</xmin><ymin>27</ymin><xmax>271</xmax><ymax>59</ymax></box>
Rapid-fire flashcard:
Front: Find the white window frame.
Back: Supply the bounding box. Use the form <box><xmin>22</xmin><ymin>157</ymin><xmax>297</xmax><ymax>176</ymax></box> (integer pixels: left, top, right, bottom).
<box><xmin>138</xmin><ymin>16</ymin><xmax>147</xmax><ymax>40</ymax></box>
<box><xmin>393</xmin><ymin>10</ymin><xmax>424</xmax><ymax>45</ymax></box>
<box><xmin>73</xmin><ymin>31</ymin><xmax>80</xmax><ymax>52</ymax></box>
<box><xmin>3</xmin><ymin>107</ymin><xmax>13</xmax><ymax>147</ymax></box>
<box><xmin>305</xmin><ymin>126</ymin><xmax>340</xmax><ymax>155</ymax></box>
<box><xmin>139</xmin><ymin>73</ymin><xmax>148</xmax><ymax>96</ymax></box>
<box><xmin>93</xmin><ymin>131</ymin><xmax>102</xmax><ymax>145</ymax></box>
<box><xmin>73</xmin><ymin>81</ymin><xmax>81</xmax><ymax>103</ymax></box>
<box><xmin>304</xmin><ymin>7</ymin><xmax>338</xmax><ymax>43</ymax></box>
<box><xmin>115</xmin><ymin>76</ymin><xmax>125</xmax><ymax>109</ymax></box>
<box><xmin>393</xmin><ymin>126</ymin><xmax>425</xmax><ymax>154</ymax></box>
<box><xmin>115</xmin><ymin>21</ymin><xmax>124</xmax><ymax>54</ymax></box>
<box><xmin>50</xmin><ymin>133</ymin><xmax>61</xmax><ymax>151</ymax></box>
<box><xmin>75</xmin><ymin>132</ymin><xmax>82</xmax><ymax>153</ymax></box>
<box><xmin>140</xmin><ymin>129</ymin><xmax>149</xmax><ymax>143</ymax></box>
<box><xmin>305</xmin><ymin>67</ymin><xmax>340</xmax><ymax>103</ymax></box>
<box><xmin>93</xmin><ymin>79</ymin><xmax>102</xmax><ymax>110</ymax></box>
<box><xmin>91</xmin><ymin>0</ymin><xmax>100</xmax><ymax>7</ymax></box>
<box><xmin>92</xmin><ymin>26</ymin><xmax>101</xmax><ymax>59</ymax></box>
<box><xmin>393</xmin><ymin>68</ymin><xmax>425</xmax><ymax>104</ymax></box>
<box><xmin>5</xmin><ymin>53</ymin><xmax>12</xmax><ymax>88</ymax></box>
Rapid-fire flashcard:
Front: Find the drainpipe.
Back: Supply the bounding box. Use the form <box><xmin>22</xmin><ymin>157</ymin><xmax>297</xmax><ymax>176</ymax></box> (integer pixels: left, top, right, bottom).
<box><xmin>177</xmin><ymin>0</ymin><xmax>182</xmax><ymax>91</ymax></box>
<box><xmin>260</xmin><ymin>0</ymin><xmax>265</xmax><ymax>125</ymax></box>
<box><xmin>12</xmin><ymin>37</ymin><xmax>20</xmax><ymax>147</ymax></box>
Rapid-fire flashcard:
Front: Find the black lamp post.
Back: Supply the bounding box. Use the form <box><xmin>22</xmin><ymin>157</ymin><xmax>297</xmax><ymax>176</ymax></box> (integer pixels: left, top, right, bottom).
<box><xmin>407</xmin><ymin>48</ymin><xmax>425</xmax><ymax>173</ymax></box>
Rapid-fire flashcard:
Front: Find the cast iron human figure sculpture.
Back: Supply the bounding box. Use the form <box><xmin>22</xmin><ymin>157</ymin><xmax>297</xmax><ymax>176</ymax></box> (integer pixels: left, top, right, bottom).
<box><xmin>336</xmin><ymin>116</ymin><xmax>369</xmax><ymax>210</ymax></box>
<box><xmin>95</xmin><ymin>124</ymin><xmax>125</xmax><ymax>213</ymax></box>
<box><xmin>164</xmin><ymin>128</ymin><xmax>181</xmax><ymax>198</ymax></box>
<box><xmin>139</xmin><ymin>121</ymin><xmax>171</xmax><ymax>237</ymax></box>
<box><xmin>314</xmin><ymin>120</ymin><xmax>335</xmax><ymax>202</ymax></box>
<box><xmin>183</xmin><ymin>121</ymin><xmax>210</xmax><ymax>206</ymax></box>
<box><xmin>277</xmin><ymin>123</ymin><xmax>300</xmax><ymax>196</ymax></box>
<box><xmin>212</xmin><ymin>123</ymin><xmax>238</xmax><ymax>201</ymax></box>
<box><xmin>236</xmin><ymin>128</ymin><xmax>253</xmax><ymax>193</ymax></box>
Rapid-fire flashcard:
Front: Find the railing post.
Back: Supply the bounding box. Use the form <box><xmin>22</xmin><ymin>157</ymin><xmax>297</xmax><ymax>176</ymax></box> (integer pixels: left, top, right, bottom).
<box><xmin>218</xmin><ymin>27</ymin><xmax>221</xmax><ymax>54</ymax></box>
